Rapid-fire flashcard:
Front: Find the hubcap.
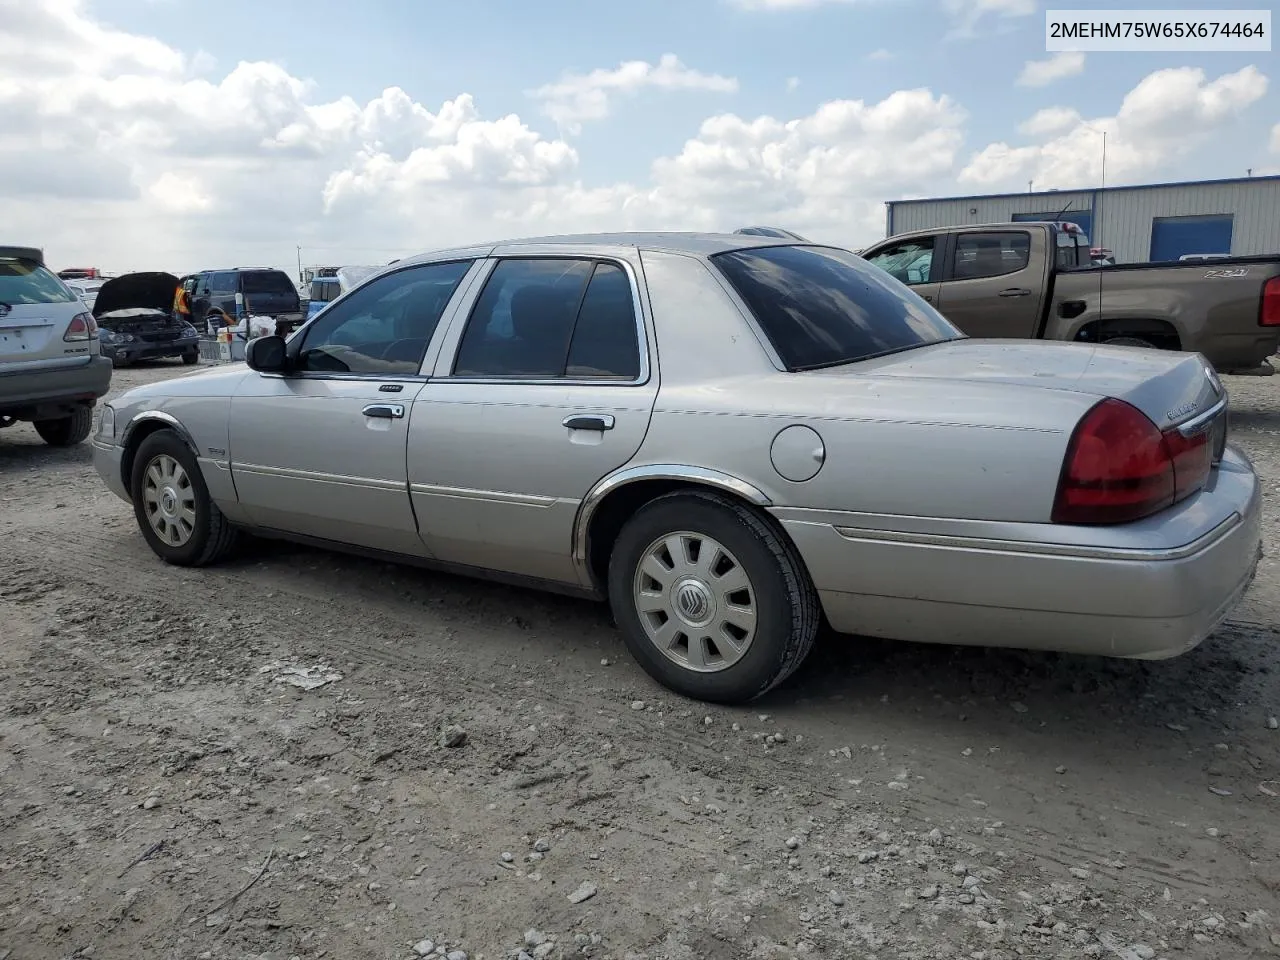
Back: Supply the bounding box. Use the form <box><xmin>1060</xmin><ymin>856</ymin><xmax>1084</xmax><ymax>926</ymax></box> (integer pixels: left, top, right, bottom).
<box><xmin>632</xmin><ymin>531</ymin><xmax>757</xmax><ymax>673</ymax></box>
<box><xmin>142</xmin><ymin>454</ymin><xmax>197</xmax><ymax>547</ymax></box>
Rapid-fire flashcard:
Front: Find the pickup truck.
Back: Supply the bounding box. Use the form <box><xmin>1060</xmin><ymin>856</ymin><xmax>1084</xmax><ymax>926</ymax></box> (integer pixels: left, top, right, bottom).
<box><xmin>861</xmin><ymin>221</ymin><xmax>1280</xmax><ymax>374</ymax></box>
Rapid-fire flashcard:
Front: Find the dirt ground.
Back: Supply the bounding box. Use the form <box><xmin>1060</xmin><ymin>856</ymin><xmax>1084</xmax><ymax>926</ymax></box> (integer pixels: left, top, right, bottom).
<box><xmin>2</xmin><ymin>360</ymin><xmax>1279</xmax><ymax>960</ymax></box>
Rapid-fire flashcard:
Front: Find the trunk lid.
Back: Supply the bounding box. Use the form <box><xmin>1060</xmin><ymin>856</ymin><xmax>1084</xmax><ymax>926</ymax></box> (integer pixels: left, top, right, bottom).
<box><xmin>92</xmin><ymin>272</ymin><xmax>179</xmax><ymax>318</ymax></box>
<box><xmin>853</xmin><ymin>338</ymin><xmax>1224</xmax><ymax>435</ymax></box>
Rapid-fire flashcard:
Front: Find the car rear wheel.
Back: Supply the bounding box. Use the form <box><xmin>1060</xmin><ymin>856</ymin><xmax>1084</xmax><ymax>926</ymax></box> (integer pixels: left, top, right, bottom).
<box><xmin>182</xmin><ymin>350</ymin><xmax>199</xmax><ymax>365</ymax></box>
<box><xmin>130</xmin><ymin>429</ymin><xmax>238</xmax><ymax>566</ymax></box>
<box><xmin>34</xmin><ymin>407</ymin><xmax>93</xmax><ymax>446</ymax></box>
<box><xmin>608</xmin><ymin>490</ymin><xmax>820</xmax><ymax>704</ymax></box>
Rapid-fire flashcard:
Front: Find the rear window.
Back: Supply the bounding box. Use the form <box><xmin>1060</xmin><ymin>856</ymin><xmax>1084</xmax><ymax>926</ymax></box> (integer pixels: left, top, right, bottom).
<box><xmin>711</xmin><ymin>244</ymin><xmax>961</xmax><ymax>371</ymax></box>
<box><xmin>0</xmin><ymin>258</ymin><xmax>77</xmax><ymax>304</ymax></box>
<box><xmin>242</xmin><ymin>270</ymin><xmax>297</xmax><ymax>296</ymax></box>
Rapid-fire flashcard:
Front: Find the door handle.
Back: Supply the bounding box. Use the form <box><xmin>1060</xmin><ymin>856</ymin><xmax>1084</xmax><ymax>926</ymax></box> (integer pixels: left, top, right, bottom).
<box><xmin>921</xmin><ymin>294</ymin><xmax>934</xmax><ymax>302</ymax></box>
<box><xmin>998</xmin><ymin>288</ymin><xmax>1032</xmax><ymax>297</ymax></box>
<box><xmin>562</xmin><ymin>414</ymin><xmax>615</xmax><ymax>431</ymax></box>
<box><xmin>362</xmin><ymin>403</ymin><xmax>405</xmax><ymax>419</ymax></box>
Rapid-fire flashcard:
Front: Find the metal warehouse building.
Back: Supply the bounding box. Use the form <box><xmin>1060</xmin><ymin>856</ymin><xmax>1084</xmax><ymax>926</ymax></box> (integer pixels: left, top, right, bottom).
<box><xmin>884</xmin><ymin>174</ymin><xmax>1280</xmax><ymax>264</ymax></box>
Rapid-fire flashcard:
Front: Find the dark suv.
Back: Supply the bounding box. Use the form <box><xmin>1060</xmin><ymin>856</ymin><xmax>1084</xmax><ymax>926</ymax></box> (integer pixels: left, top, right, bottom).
<box><xmin>180</xmin><ymin>268</ymin><xmax>304</xmax><ymax>336</ymax></box>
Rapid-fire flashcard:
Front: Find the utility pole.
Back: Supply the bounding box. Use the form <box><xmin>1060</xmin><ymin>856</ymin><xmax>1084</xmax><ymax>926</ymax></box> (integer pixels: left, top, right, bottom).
<box><xmin>296</xmin><ymin>245</ymin><xmax>303</xmax><ymax>284</ymax></box>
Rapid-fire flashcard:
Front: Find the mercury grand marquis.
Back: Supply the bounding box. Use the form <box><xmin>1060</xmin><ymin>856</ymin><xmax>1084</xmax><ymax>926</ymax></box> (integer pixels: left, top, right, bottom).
<box><xmin>93</xmin><ymin>232</ymin><xmax>1263</xmax><ymax>704</ymax></box>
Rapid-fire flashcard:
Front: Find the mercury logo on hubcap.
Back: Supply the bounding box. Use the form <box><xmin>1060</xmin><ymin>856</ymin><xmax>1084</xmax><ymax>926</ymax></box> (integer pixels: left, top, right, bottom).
<box><xmin>674</xmin><ymin>580</ymin><xmax>713</xmax><ymax>625</ymax></box>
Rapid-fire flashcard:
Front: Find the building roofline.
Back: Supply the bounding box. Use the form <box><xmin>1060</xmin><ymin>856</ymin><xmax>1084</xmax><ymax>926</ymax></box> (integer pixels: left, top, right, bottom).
<box><xmin>885</xmin><ymin>173</ymin><xmax>1280</xmax><ymax>209</ymax></box>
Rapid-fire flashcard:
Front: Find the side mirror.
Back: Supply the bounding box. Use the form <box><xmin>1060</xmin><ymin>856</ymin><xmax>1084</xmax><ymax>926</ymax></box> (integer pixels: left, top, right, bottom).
<box><xmin>245</xmin><ymin>335</ymin><xmax>288</xmax><ymax>373</ymax></box>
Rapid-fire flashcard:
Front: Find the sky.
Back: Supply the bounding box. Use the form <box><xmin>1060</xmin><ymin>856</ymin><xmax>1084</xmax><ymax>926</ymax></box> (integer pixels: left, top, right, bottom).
<box><xmin>2</xmin><ymin>0</ymin><xmax>1277</xmax><ymax>276</ymax></box>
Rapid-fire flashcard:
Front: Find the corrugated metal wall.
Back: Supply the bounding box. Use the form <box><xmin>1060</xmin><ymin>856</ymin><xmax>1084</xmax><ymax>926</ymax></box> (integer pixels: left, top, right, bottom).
<box><xmin>886</xmin><ymin>179</ymin><xmax>1280</xmax><ymax>264</ymax></box>
<box><xmin>889</xmin><ymin>192</ymin><xmax>1094</xmax><ymax>236</ymax></box>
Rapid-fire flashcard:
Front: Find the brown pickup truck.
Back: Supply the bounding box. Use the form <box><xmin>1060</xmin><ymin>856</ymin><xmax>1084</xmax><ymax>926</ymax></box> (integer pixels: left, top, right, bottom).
<box><xmin>861</xmin><ymin>221</ymin><xmax>1280</xmax><ymax>374</ymax></box>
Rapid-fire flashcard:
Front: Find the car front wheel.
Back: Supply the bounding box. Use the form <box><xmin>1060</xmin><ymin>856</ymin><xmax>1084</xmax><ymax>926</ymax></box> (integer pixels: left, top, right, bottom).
<box><xmin>608</xmin><ymin>490</ymin><xmax>820</xmax><ymax>704</ymax></box>
<box><xmin>34</xmin><ymin>407</ymin><xmax>93</xmax><ymax>446</ymax></box>
<box><xmin>130</xmin><ymin>429</ymin><xmax>238</xmax><ymax>566</ymax></box>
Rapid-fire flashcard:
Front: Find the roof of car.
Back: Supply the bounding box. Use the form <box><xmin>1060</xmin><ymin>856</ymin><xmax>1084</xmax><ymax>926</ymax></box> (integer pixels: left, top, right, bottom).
<box><xmin>395</xmin><ymin>231</ymin><xmax>801</xmax><ymax>267</ymax></box>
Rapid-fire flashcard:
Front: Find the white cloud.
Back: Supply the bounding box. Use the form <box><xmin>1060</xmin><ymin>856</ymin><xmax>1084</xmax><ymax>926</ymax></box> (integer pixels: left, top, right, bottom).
<box><xmin>944</xmin><ymin>0</ymin><xmax>1036</xmax><ymax>36</ymax></box>
<box><xmin>148</xmin><ymin>172</ymin><xmax>213</xmax><ymax>213</ymax></box>
<box><xmin>1018</xmin><ymin>106</ymin><xmax>1082</xmax><ymax>138</ymax></box>
<box><xmin>961</xmin><ymin>65</ymin><xmax>1269</xmax><ymax>189</ymax></box>
<box><xmin>329</xmin><ymin>88</ymin><xmax>969</xmax><ymax>246</ymax></box>
<box><xmin>1016</xmin><ymin>52</ymin><xmax>1085</xmax><ymax>87</ymax></box>
<box><xmin>1271</xmin><ymin>122</ymin><xmax>1280</xmax><ymax>153</ymax></box>
<box><xmin>529</xmin><ymin>54</ymin><xmax>737</xmax><ymax>133</ymax></box>
<box><xmin>867</xmin><ymin>48</ymin><xmax>894</xmax><ymax>61</ymax></box>
<box><xmin>727</xmin><ymin>0</ymin><xmax>862</xmax><ymax>7</ymax></box>
<box><xmin>786</xmin><ymin>76</ymin><xmax>801</xmax><ymax>92</ymax></box>
<box><xmin>1</xmin><ymin>2</ymin><xmax>1274</xmax><ymax>275</ymax></box>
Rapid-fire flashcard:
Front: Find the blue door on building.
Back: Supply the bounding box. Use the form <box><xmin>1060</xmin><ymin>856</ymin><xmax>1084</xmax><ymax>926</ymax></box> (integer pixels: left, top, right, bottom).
<box><xmin>1012</xmin><ymin>210</ymin><xmax>1093</xmax><ymax>240</ymax></box>
<box><xmin>1149</xmin><ymin>215</ymin><xmax>1234</xmax><ymax>261</ymax></box>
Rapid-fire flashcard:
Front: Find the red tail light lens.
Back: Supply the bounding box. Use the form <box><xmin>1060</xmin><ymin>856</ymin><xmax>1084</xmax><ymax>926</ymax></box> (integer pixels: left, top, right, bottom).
<box><xmin>1262</xmin><ymin>276</ymin><xmax>1280</xmax><ymax>327</ymax></box>
<box><xmin>63</xmin><ymin>311</ymin><xmax>97</xmax><ymax>341</ymax></box>
<box><xmin>1053</xmin><ymin>398</ymin><xmax>1215</xmax><ymax>525</ymax></box>
<box><xmin>1053</xmin><ymin>399</ymin><xmax>1174</xmax><ymax>524</ymax></box>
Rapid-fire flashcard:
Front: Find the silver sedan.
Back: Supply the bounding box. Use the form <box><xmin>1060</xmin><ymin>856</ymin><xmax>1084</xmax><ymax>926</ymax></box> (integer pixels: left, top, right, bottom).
<box><xmin>92</xmin><ymin>233</ymin><xmax>1263</xmax><ymax>704</ymax></box>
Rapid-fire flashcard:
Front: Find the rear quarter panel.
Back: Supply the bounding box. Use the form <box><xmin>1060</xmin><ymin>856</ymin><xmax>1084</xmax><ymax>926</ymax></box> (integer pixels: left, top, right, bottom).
<box><xmin>1047</xmin><ymin>259</ymin><xmax>1280</xmax><ymax>368</ymax></box>
<box><xmin>634</xmin><ymin>249</ymin><xmax>1093</xmax><ymax>524</ymax></box>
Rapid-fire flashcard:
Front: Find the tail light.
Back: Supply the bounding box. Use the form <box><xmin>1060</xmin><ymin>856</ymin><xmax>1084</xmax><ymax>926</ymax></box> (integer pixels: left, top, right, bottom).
<box><xmin>63</xmin><ymin>312</ymin><xmax>98</xmax><ymax>341</ymax></box>
<box><xmin>1262</xmin><ymin>276</ymin><xmax>1280</xmax><ymax>327</ymax></box>
<box><xmin>1053</xmin><ymin>398</ymin><xmax>1212</xmax><ymax>525</ymax></box>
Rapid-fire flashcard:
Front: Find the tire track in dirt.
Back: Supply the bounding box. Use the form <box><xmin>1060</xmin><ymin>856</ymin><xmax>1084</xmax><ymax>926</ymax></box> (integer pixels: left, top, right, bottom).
<box><xmin>9</xmin><ymin>518</ymin><xmax>1276</xmax><ymax>910</ymax></box>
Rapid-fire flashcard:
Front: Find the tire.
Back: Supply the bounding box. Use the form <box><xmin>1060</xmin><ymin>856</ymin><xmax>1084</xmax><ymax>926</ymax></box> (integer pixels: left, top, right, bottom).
<box><xmin>182</xmin><ymin>350</ymin><xmax>199</xmax><ymax>365</ymax></box>
<box><xmin>112</xmin><ymin>355</ymin><xmax>132</xmax><ymax>369</ymax></box>
<box><xmin>1103</xmin><ymin>336</ymin><xmax>1158</xmax><ymax>349</ymax></box>
<box><xmin>607</xmin><ymin>490</ymin><xmax>820</xmax><ymax>704</ymax></box>
<box><xmin>34</xmin><ymin>406</ymin><xmax>93</xmax><ymax>447</ymax></box>
<box><xmin>130</xmin><ymin>429</ymin><xmax>238</xmax><ymax>567</ymax></box>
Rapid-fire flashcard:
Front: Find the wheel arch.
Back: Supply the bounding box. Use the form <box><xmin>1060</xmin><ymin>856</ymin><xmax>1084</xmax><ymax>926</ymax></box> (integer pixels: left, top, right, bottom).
<box><xmin>573</xmin><ymin>465</ymin><xmax>775</xmax><ymax>594</ymax></box>
<box><xmin>119</xmin><ymin>411</ymin><xmax>199</xmax><ymax>493</ymax></box>
<box><xmin>1073</xmin><ymin>316</ymin><xmax>1182</xmax><ymax>351</ymax></box>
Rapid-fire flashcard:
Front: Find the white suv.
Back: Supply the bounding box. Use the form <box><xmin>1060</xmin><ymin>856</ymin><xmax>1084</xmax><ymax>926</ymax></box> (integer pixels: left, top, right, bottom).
<box><xmin>0</xmin><ymin>246</ymin><xmax>112</xmax><ymax>446</ymax></box>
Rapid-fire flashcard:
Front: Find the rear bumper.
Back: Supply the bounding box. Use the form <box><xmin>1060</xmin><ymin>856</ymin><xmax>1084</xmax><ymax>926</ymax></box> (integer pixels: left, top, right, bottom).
<box><xmin>0</xmin><ymin>355</ymin><xmax>112</xmax><ymax>418</ymax></box>
<box><xmin>1197</xmin><ymin>330</ymin><xmax>1280</xmax><ymax>372</ymax></box>
<box><xmin>775</xmin><ymin>447</ymin><xmax>1263</xmax><ymax>660</ymax></box>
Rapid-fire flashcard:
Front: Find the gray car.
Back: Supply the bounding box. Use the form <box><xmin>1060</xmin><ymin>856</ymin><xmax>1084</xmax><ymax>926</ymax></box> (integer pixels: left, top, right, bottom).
<box><xmin>1</xmin><ymin>246</ymin><xmax>112</xmax><ymax>446</ymax></box>
<box><xmin>92</xmin><ymin>233</ymin><xmax>1262</xmax><ymax>704</ymax></box>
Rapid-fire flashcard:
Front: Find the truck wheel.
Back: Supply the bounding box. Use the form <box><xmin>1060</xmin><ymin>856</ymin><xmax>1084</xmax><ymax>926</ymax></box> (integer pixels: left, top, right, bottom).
<box><xmin>34</xmin><ymin>407</ymin><xmax>93</xmax><ymax>446</ymax></box>
<box><xmin>607</xmin><ymin>490</ymin><xmax>820</xmax><ymax>704</ymax></box>
<box><xmin>130</xmin><ymin>429</ymin><xmax>239</xmax><ymax>566</ymax></box>
<box><xmin>1103</xmin><ymin>336</ymin><xmax>1158</xmax><ymax>349</ymax></box>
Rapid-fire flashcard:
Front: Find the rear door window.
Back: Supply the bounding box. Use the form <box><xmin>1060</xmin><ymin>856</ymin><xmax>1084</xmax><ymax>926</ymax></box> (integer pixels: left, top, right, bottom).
<box><xmin>452</xmin><ymin>258</ymin><xmax>595</xmax><ymax>378</ymax></box>
<box><xmin>0</xmin><ymin>257</ymin><xmax>77</xmax><ymax>304</ymax></box>
<box><xmin>711</xmin><ymin>244</ymin><xmax>961</xmax><ymax>371</ymax></box>
<box><xmin>452</xmin><ymin>258</ymin><xmax>643</xmax><ymax>380</ymax></box>
<box><xmin>951</xmin><ymin>232</ymin><xmax>1031</xmax><ymax>281</ymax></box>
